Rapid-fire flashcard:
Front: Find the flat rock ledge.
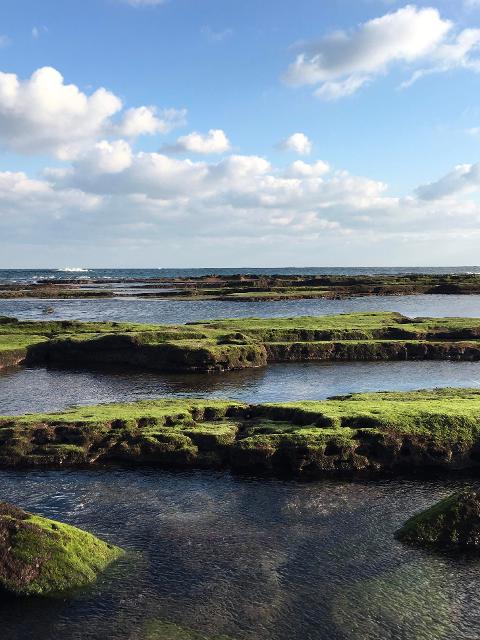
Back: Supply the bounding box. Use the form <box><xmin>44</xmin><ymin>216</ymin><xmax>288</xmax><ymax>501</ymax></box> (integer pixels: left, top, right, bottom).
<box><xmin>397</xmin><ymin>489</ymin><xmax>480</xmax><ymax>551</ymax></box>
<box><xmin>0</xmin><ymin>502</ymin><xmax>123</xmax><ymax>596</ymax></box>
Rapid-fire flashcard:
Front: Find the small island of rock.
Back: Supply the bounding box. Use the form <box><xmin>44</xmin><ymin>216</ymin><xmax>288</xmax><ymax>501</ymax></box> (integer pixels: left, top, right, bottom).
<box><xmin>0</xmin><ymin>502</ymin><xmax>123</xmax><ymax>596</ymax></box>
<box><xmin>397</xmin><ymin>489</ymin><xmax>480</xmax><ymax>551</ymax></box>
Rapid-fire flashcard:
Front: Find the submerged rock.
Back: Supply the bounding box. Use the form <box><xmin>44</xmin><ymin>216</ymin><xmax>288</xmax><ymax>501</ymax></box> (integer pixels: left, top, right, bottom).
<box><xmin>143</xmin><ymin>620</ymin><xmax>233</xmax><ymax>640</ymax></box>
<box><xmin>397</xmin><ymin>489</ymin><xmax>480</xmax><ymax>551</ymax></box>
<box><xmin>0</xmin><ymin>502</ymin><xmax>123</xmax><ymax>596</ymax></box>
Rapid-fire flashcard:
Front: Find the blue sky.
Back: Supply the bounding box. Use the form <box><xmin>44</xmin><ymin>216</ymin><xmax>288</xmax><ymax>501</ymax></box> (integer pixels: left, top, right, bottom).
<box><xmin>0</xmin><ymin>0</ymin><xmax>480</xmax><ymax>266</ymax></box>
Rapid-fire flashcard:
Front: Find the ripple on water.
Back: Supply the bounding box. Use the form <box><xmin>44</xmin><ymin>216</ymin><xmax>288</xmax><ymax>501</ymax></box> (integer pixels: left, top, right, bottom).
<box><xmin>0</xmin><ymin>470</ymin><xmax>479</xmax><ymax>640</ymax></box>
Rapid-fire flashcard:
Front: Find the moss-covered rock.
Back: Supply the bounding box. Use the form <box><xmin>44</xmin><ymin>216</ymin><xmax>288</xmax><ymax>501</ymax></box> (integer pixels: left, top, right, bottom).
<box><xmin>397</xmin><ymin>489</ymin><xmax>480</xmax><ymax>551</ymax></box>
<box><xmin>0</xmin><ymin>502</ymin><xmax>123</xmax><ymax>596</ymax></box>
<box><xmin>2</xmin><ymin>389</ymin><xmax>480</xmax><ymax>476</ymax></box>
<box><xmin>4</xmin><ymin>272</ymin><xmax>480</xmax><ymax>301</ymax></box>
<box><xmin>2</xmin><ymin>312</ymin><xmax>480</xmax><ymax>373</ymax></box>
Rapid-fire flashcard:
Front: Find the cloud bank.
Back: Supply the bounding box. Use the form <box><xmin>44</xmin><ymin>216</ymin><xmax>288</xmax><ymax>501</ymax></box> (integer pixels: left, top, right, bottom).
<box><xmin>0</xmin><ymin>64</ymin><xmax>479</xmax><ymax>265</ymax></box>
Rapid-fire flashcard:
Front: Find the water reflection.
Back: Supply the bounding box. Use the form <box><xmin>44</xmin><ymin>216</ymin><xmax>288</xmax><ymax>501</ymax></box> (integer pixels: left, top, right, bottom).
<box><xmin>2</xmin><ymin>360</ymin><xmax>480</xmax><ymax>415</ymax></box>
<box><xmin>1</xmin><ymin>293</ymin><xmax>480</xmax><ymax>324</ymax></box>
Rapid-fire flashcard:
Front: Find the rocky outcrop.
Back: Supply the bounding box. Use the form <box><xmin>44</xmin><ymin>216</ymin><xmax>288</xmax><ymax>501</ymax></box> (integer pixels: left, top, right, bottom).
<box><xmin>0</xmin><ymin>502</ymin><xmax>123</xmax><ymax>596</ymax></box>
<box><xmin>3</xmin><ymin>313</ymin><xmax>480</xmax><ymax>373</ymax></box>
<box><xmin>1</xmin><ymin>390</ymin><xmax>480</xmax><ymax>478</ymax></box>
<box><xmin>4</xmin><ymin>272</ymin><xmax>480</xmax><ymax>300</ymax></box>
<box><xmin>0</xmin><ymin>348</ymin><xmax>26</xmax><ymax>369</ymax></box>
<box><xmin>397</xmin><ymin>489</ymin><xmax>480</xmax><ymax>551</ymax></box>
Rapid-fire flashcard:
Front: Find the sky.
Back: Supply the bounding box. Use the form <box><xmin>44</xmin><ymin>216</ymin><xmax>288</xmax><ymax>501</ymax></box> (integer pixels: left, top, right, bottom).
<box><xmin>1</xmin><ymin>1</ymin><xmax>480</xmax><ymax>267</ymax></box>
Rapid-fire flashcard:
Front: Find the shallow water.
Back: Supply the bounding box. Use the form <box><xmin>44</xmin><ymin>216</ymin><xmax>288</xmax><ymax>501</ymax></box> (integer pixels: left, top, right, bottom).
<box><xmin>2</xmin><ymin>293</ymin><xmax>480</xmax><ymax>323</ymax></box>
<box><xmin>2</xmin><ymin>285</ymin><xmax>480</xmax><ymax>640</ymax></box>
<box><xmin>1</xmin><ymin>469</ymin><xmax>479</xmax><ymax>640</ymax></box>
<box><xmin>2</xmin><ymin>360</ymin><xmax>480</xmax><ymax>415</ymax></box>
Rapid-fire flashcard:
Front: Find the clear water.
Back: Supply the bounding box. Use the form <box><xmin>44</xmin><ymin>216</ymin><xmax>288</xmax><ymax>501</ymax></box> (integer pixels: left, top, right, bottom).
<box><xmin>1</xmin><ymin>470</ymin><xmax>478</xmax><ymax>640</ymax></box>
<box><xmin>2</xmin><ymin>360</ymin><xmax>480</xmax><ymax>415</ymax></box>
<box><xmin>2</xmin><ymin>294</ymin><xmax>480</xmax><ymax>323</ymax></box>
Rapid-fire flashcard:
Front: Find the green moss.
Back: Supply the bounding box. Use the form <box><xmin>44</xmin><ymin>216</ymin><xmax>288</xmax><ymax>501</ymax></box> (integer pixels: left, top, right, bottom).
<box><xmin>397</xmin><ymin>489</ymin><xmax>480</xmax><ymax>550</ymax></box>
<box><xmin>1</xmin><ymin>389</ymin><xmax>480</xmax><ymax>475</ymax></box>
<box><xmin>1</xmin><ymin>312</ymin><xmax>480</xmax><ymax>373</ymax></box>
<box><xmin>0</xmin><ymin>502</ymin><xmax>124</xmax><ymax>596</ymax></box>
<box><xmin>4</xmin><ymin>272</ymin><xmax>480</xmax><ymax>301</ymax></box>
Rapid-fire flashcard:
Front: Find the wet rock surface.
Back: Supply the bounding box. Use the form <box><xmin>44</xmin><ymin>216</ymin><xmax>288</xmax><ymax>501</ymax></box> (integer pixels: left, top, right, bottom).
<box><xmin>0</xmin><ymin>501</ymin><xmax>123</xmax><ymax>596</ymax></box>
<box><xmin>397</xmin><ymin>489</ymin><xmax>480</xmax><ymax>551</ymax></box>
<box><xmin>1</xmin><ymin>389</ymin><xmax>480</xmax><ymax>477</ymax></box>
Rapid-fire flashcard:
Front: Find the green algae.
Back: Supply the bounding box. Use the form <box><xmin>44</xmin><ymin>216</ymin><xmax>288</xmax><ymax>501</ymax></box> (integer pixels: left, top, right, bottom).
<box><xmin>397</xmin><ymin>489</ymin><xmax>480</xmax><ymax>550</ymax></box>
<box><xmin>1</xmin><ymin>312</ymin><xmax>480</xmax><ymax>373</ymax></box>
<box><xmin>331</xmin><ymin>561</ymin><xmax>454</xmax><ymax>640</ymax></box>
<box><xmin>0</xmin><ymin>502</ymin><xmax>124</xmax><ymax>596</ymax></box>
<box><xmin>1</xmin><ymin>389</ymin><xmax>480</xmax><ymax>475</ymax></box>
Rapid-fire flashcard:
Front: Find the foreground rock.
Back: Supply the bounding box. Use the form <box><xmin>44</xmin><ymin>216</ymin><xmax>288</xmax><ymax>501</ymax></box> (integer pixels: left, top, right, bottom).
<box><xmin>397</xmin><ymin>489</ymin><xmax>480</xmax><ymax>551</ymax></box>
<box><xmin>2</xmin><ymin>312</ymin><xmax>480</xmax><ymax>373</ymax></box>
<box><xmin>2</xmin><ymin>389</ymin><xmax>480</xmax><ymax>477</ymax></box>
<box><xmin>0</xmin><ymin>502</ymin><xmax>123</xmax><ymax>595</ymax></box>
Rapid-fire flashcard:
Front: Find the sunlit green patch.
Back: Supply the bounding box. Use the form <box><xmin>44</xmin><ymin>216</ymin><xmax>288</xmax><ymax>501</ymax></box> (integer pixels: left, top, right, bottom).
<box><xmin>331</xmin><ymin>562</ymin><xmax>455</xmax><ymax>640</ymax></box>
<box><xmin>0</xmin><ymin>502</ymin><xmax>124</xmax><ymax>596</ymax></box>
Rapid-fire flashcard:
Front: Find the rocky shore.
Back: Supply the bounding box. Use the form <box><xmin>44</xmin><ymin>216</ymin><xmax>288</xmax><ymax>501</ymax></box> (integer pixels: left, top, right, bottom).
<box><xmin>2</xmin><ymin>273</ymin><xmax>480</xmax><ymax>300</ymax></box>
<box><xmin>1</xmin><ymin>389</ymin><xmax>480</xmax><ymax>477</ymax></box>
<box><xmin>2</xmin><ymin>312</ymin><xmax>480</xmax><ymax>373</ymax></box>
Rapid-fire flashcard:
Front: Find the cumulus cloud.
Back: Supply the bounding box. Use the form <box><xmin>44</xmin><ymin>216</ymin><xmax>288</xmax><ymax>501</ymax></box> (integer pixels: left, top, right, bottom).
<box><xmin>116</xmin><ymin>106</ymin><xmax>186</xmax><ymax>137</ymax></box>
<box><xmin>1</xmin><ymin>64</ymin><xmax>480</xmax><ymax>264</ymax></box>
<box><xmin>277</xmin><ymin>132</ymin><xmax>312</xmax><ymax>155</ymax></box>
<box><xmin>416</xmin><ymin>163</ymin><xmax>480</xmax><ymax>200</ymax></box>
<box><xmin>0</xmin><ymin>67</ymin><xmax>185</xmax><ymax>159</ymax></box>
<box><xmin>165</xmin><ymin>129</ymin><xmax>231</xmax><ymax>154</ymax></box>
<box><xmin>3</xmin><ymin>143</ymin><xmax>480</xmax><ymax>265</ymax></box>
<box><xmin>286</xmin><ymin>159</ymin><xmax>330</xmax><ymax>176</ymax></box>
<box><xmin>284</xmin><ymin>5</ymin><xmax>480</xmax><ymax>99</ymax></box>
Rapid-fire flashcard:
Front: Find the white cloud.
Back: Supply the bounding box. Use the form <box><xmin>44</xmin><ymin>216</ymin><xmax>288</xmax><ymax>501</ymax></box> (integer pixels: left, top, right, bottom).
<box><xmin>0</xmin><ymin>67</ymin><xmax>186</xmax><ymax>159</ymax></box>
<box><xmin>32</xmin><ymin>26</ymin><xmax>48</xmax><ymax>39</ymax></box>
<box><xmin>416</xmin><ymin>163</ymin><xmax>480</xmax><ymax>200</ymax></box>
<box><xmin>1</xmin><ymin>63</ymin><xmax>480</xmax><ymax>264</ymax></box>
<box><xmin>166</xmin><ymin>129</ymin><xmax>231</xmax><ymax>154</ymax></box>
<box><xmin>278</xmin><ymin>132</ymin><xmax>312</xmax><ymax>155</ymax></box>
<box><xmin>466</xmin><ymin>126</ymin><xmax>480</xmax><ymax>136</ymax></box>
<box><xmin>201</xmin><ymin>26</ymin><xmax>233</xmax><ymax>43</ymax></box>
<box><xmin>284</xmin><ymin>5</ymin><xmax>480</xmax><ymax>99</ymax></box>
<box><xmin>116</xmin><ymin>106</ymin><xmax>186</xmax><ymax>137</ymax></box>
<box><xmin>287</xmin><ymin>160</ymin><xmax>330</xmax><ymax>176</ymax></box>
<box><xmin>3</xmin><ymin>146</ymin><xmax>480</xmax><ymax>265</ymax></box>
